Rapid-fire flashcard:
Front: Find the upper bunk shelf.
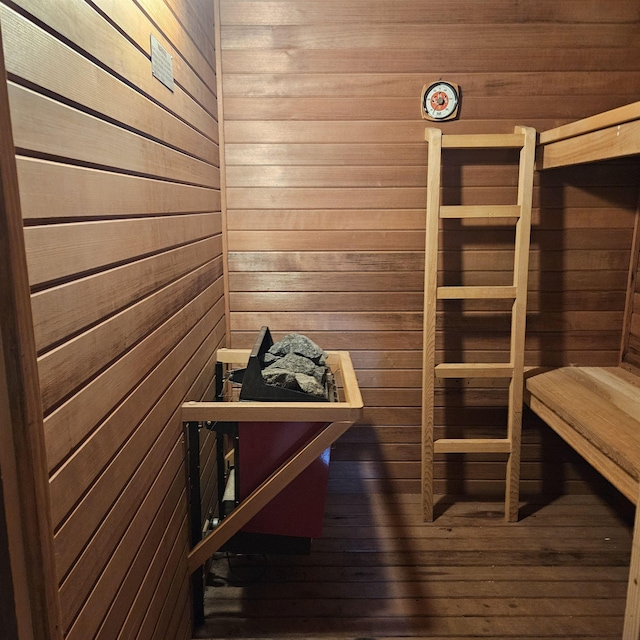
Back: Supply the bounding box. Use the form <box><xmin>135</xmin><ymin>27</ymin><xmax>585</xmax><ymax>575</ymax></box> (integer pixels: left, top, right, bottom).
<box><xmin>537</xmin><ymin>101</ymin><xmax>640</xmax><ymax>170</ymax></box>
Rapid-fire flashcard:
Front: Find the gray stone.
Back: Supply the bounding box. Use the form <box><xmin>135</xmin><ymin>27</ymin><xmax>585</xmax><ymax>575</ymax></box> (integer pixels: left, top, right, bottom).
<box><xmin>266</xmin><ymin>333</ymin><xmax>327</xmax><ymax>365</ymax></box>
<box><xmin>293</xmin><ymin>373</ymin><xmax>327</xmax><ymax>398</ymax></box>
<box><xmin>261</xmin><ymin>368</ymin><xmax>299</xmax><ymax>390</ymax></box>
<box><xmin>263</xmin><ymin>353</ymin><xmax>326</xmax><ymax>383</ymax></box>
<box><xmin>260</xmin><ymin>332</ymin><xmax>329</xmax><ymax>399</ymax></box>
<box><xmin>261</xmin><ymin>367</ymin><xmax>327</xmax><ymax>399</ymax></box>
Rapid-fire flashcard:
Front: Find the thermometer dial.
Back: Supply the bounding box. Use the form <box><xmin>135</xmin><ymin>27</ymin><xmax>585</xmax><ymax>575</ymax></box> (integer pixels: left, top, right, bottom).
<box><xmin>421</xmin><ymin>81</ymin><xmax>460</xmax><ymax>121</ymax></box>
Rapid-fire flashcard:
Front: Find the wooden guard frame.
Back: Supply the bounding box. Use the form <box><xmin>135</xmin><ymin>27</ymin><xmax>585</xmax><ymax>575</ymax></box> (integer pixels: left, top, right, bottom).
<box><xmin>184</xmin><ymin>349</ymin><xmax>363</xmax><ymax>573</ymax></box>
<box><xmin>421</xmin><ymin>126</ymin><xmax>536</xmax><ymax>523</ymax></box>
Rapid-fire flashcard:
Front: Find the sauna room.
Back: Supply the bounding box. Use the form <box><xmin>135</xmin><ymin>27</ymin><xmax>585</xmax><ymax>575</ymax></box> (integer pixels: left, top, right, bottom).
<box><xmin>2</xmin><ymin>1</ymin><xmax>640</xmax><ymax>639</ymax></box>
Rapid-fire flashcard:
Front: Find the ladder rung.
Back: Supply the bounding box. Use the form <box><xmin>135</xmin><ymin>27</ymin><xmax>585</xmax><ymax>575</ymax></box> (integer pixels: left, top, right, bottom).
<box><xmin>437</xmin><ymin>286</ymin><xmax>517</xmax><ymax>300</ymax></box>
<box><xmin>440</xmin><ymin>205</ymin><xmax>521</xmax><ymax>219</ymax></box>
<box><xmin>434</xmin><ymin>438</ymin><xmax>512</xmax><ymax>454</ymax></box>
<box><xmin>435</xmin><ymin>363</ymin><xmax>514</xmax><ymax>378</ymax></box>
<box><xmin>441</xmin><ymin>133</ymin><xmax>525</xmax><ymax>149</ymax></box>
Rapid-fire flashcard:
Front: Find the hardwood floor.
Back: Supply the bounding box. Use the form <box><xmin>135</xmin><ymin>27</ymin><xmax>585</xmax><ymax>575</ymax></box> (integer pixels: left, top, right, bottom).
<box><xmin>196</xmin><ymin>492</ymin><xmax>633</xmax><ymax>639</ymax></box>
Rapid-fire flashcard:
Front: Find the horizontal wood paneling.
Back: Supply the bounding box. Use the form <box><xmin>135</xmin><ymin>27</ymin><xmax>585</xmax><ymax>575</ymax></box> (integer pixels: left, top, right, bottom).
<box><xmin>25</xmin><ymin>213</ymin><xmax>220</xmax><ymax>286</ymax></box>
<box><xmin>222</xmin><ymin>46</ymin><xmax>640</xmax><ymax>75</ymax></box>
<box><xmin>221</xmin><ymin>24</ymin><xmax>638</xmax><ymax>50</ymax></box>
<box><xmin>32</xmin><ymin>239</ymin><xmax>222</xmax><ymax>352</ymax></box>
<box><xmin>221</xmin><ymin>1</ymin><xmax>640</xmax><ymax>25</ymax></box>
<box><xmin>4</xmin><ymin>0</ymin><xmax>225</xmax><ymax>637</ymax></box>
<box><xmin>1</xmin><ymin>5</ymin><xmax>217</xmax><ymax>162</ymax></box>
<box><xmin>12</xmin><ymin>0</ymin><xmax>216</xmax><ymax>137</ymax></box>
<box><xmin>17</xmin><ymin>158</ymin><xmax>219</xmax><ymax>221</ymax></box>
<box><xmin>221</xmin><ymin>0</ymin><xmax>640</xmax><ymax>508</ymax></box>
<box><xmin>9</xmin><ymin>82</ymin><xmax>218</xmax><ymax>187</ymax></box>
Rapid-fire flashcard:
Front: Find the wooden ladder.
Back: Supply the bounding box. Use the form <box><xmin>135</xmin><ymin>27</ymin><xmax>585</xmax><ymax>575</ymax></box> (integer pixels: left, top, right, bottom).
<box><xmin>421</xmin><ymin>126</ymin><xmax>536</xmax><ymax>523</ymax></box>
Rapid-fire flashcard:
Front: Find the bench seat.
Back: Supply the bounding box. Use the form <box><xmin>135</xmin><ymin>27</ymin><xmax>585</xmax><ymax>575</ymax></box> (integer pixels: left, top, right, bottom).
<box><xmin>525</xmin><ymin>364</ymin><xmax>640</xmax><ymax>639</ymax></box>
<box><xmin>526</xmin><ymin>366</ymin><xmax>640</xmax><ymax>504</ymax></box>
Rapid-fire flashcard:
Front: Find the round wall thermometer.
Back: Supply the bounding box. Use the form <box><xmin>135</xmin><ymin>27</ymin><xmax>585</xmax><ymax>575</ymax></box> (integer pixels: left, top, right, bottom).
<box><xmin>421</xmin><ymin>81</ymin><xmax>460</xmax><ymax>121</ymax></box>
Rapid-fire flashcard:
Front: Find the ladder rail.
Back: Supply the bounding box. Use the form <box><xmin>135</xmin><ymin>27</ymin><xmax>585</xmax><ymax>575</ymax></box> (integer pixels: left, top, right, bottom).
<box><xmin>421</xmin><ymin>128</ymin><xmax>442</xmax><ymax>523</ymax></box>
<box><xmin>505</xmin><ymin>125</ymin><xmax>537</xmax><ymax>521</ymax></box>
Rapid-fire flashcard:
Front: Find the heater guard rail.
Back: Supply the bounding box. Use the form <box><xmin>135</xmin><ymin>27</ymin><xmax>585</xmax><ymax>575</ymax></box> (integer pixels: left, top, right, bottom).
<box><xmin>183</xmin><ymin>348</ymin><xmax>363</xmax><ymax>574</ymax></box>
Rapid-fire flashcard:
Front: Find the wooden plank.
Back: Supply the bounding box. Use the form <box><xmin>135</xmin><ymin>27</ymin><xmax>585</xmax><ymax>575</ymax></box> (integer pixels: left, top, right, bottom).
<box><xmin>0</xmin><ymin>24</ymin><xmax>62</xmax><ymax>640</ymax></box>
<box><xmin>214</xmin><ymin>0</ymin><xmax>232</xmax><ymax>344</ymax></box>
<box><xmin>540</xmin><ymin>119</ymin><xmax>640</xmax><ymax>169</ymax></box>
<box><xmin>440</xmin><ymin>205</ymin><xmax>521</xmax><ymax>219</ymax></box>
<box><xmin>200</xmin><ymin>491</ymin><xmax>631</xmax><ymax>639</ymax></box>
<box><xmin>220</xmin><ymin>0</ymin><xmax>640</xmax><ymax>25</ymax></box>
<box><xmin>25</xmin><ymin>212</ymin><xmax>219</xmax><ymax>286</ymax></box>
<box><xmin>437</xmin><ymin>286</ymin><xmax>517</xmax><ymax>300</ymax></box>
<box><xmin>436</xmin><ymin>364</ymin><xmax>514</xmax><ymax>378</ymax></box>
<box><xmin>229</xmin><ymin>269</ymin><xmax>628</xmax><ymax>293</ymax></box>
<box><xmin>225</xmin><ymin>184</ymin><xmax>637</xmax><ymax>210</ymax></box>
<box><xmin>420</xmin><ymin>127</ymin><xmax>441</xmax><ymax>522</ymax></box>
<box><xmin>53</xmin><ymin>335</ymin><xmax>209</xmax><ymax>599</ymax></box>
<box><xmin>13</xmin><ymin>0</ymin><xmax>216</xmax><ymax>137</ymax></box>
<box><xmin>434</xmin><ymin>438</ymin><xmax>512</xmax><ymax>454</ymax></box>
<box><xmin>47</xmin><ymin>303</ymin><xmax>224</xmax><ymax>530</ymax></box>
<box><xmin>221</xmin><ymin>45</ymin><xmax>640</xmax><ymax>74</ymax></box>
<box><xmin>441</xmin><ymin>133</ymin><xmax>525</xmax><ymax>149</ymax></box>
<box><xmin>225</xmin><ymin>121</ymin><xmax>530</xmax><ymax>146</ymax></box>
<box><xmin>525</xmin><ymin>368</ymin><xmax>640</xmax><ymax>486</ymax></box>
<box><xmin>43</xmin><ymin>287</ymin><xmax>224</xmax><ymax>472</ymax></box>
<box><xmin>38</xmin><ymin>259</ymin><xmax>221</xmax><ymax>412</ymax></box>
<box><xmin>9</xmin><ymin>82</ymin><xmax>219</xmax><ymax>187</ymax></box>
<box><xmin>227</xmin><ymin>249</ymin><xmax>632</xmax><ymax>272</ymax></box>
<box><xmin>91</xmin><ymin>0</ymin><xmax>217</xmax><ymax>114</ymax></box>
<box><xmin>221</xmin><ymin>24</ymin><xmax>638</xmax><ymax>50</ymax></box>
<box><xmin>540</xmin><ymin>101</ymin><xmax>640</xmax><ymax>144</ymax></box>
<box><xmin>227</xmin><ymin>227</ymin><xmax>631</xmax><ymax>252</ymax></box>
<box><xmin>223</xmin><ymin>94</ymin><xmax>636</xmax><ymax>122</ymax></box>
<box><xmin>164</xmin><ymin>0</ymin><xmax>216</xmax><ymax>64</ymax></box>
<box><xmin>141</xmin><ymin>533</ymin><xmax>189</xmax><ymax>640</ymax></box>
<box><xmin>504</xmin><ymin>125</ymin><xmax>536</xmax><ymax>521</ymax></box>
<box><xmin>32</xmin><ymin>239</ymin><xmax>222</xmax><ymax>352</ymax></box>
<box><xmin>62</xmin><ymin>442</ymin><xmax>184</xmax><ymax>636</ymax></box>
<box><xmin>229</xmin><ymin>290</ymin><xmax>627</xmax><ymax>313</ymax></box>
<box><xmin>225</xmin><ymin>205</ymin><xmax>636</xmax><ymax>230</ymax></box>
<box><xmin>229</xmin><ymin>310</ymin><xmax>625</xmax><ymax>333</ymax></box>
<box><xmin>92</xmin><ymin>486</ymin><xmax>186</xmax><ymax>640</ymax></box>
<box><xmin>17</xmin><ymin>158</ymin><xmax>219</xmax><ymax>221</ymax></box>
<box><xmin>1</xmin><ymin>5</ymin><xmax>218</xmax><ymax>162</ymax></box>
<box><xmin>224</xmin><ymin>72</ymin><xmax>640</xmax><ymax>99</ymax></box>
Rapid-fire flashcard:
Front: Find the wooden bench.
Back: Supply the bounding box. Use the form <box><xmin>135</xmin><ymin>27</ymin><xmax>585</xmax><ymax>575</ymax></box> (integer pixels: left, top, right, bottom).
<box><xmin>525</xmin><ymin>365</ymin><xmax>640</xmax><ymax>639</ymax></box>
<box><xmin>526</xmin><ymin>101</ymin><xmax>640</xmax><ymax>639</ymax></box>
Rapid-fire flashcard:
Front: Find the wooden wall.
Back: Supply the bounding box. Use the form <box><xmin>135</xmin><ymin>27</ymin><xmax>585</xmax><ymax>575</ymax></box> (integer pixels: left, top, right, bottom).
<box><xmin>220</xmin><ymin>1</ymin><xmax>640</xmax><ymax>497</ymax></box>
<box><xmin>2</xmin><ymin>0</ymin><xmax>223</xmax><ymax>638</ymax></box>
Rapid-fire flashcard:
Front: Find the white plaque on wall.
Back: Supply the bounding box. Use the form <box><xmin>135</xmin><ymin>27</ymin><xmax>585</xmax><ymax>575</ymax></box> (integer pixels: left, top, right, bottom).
<box><xmin>150</xmin><ymin>34</ymin><xmax>174</xmax><ymax>92</ymax></box>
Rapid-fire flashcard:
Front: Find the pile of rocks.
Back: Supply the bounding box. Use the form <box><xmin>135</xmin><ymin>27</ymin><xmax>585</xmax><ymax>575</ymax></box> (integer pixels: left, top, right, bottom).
<box><xmin>261</xmin><ymin>333</ymin><xmax>328</xmax><ymax>399</ymax></box>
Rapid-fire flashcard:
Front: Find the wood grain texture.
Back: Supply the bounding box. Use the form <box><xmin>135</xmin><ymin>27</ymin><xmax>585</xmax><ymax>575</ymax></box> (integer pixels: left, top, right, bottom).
<box><xmin>9</xmin><ymin>82</ymin><xmax>219</xmax><ymax>187</ymax></box>
<box><xmin>198</xmin><ymin>492</ymin><xmax>632</xmax><ymax>639</ymax></box>
<box><xmin>0</xmin><ymin>22</ymin><xmax>62</xmax><ymax>640</ymax></box>
<box><xmin>221</xmin><ymin>0</ymin><xmax>640</xmax><ymax>517</ymax></box>
<box><xmin>12</xmin><ymin>0</ymin><xmax>216</xmax><ymax>137</ymax></box>
<box><xmin>1</xmin><ymin>5</ymin><xmax>218</xmax><ymax>161</ymax></box>
<box><xmin>17</xmin><ymin>157</ymin><xmax>219</xmax><ymax>221</ymax></box>
<box><xmin>25</xmin><ymin>212</ymin><xmax>220</xmax><ymax>286</ymax></box>
<box><xmin>3</xmin><ymin>1</ymin><xmax>225</xmax><ymax>638</ymax></box>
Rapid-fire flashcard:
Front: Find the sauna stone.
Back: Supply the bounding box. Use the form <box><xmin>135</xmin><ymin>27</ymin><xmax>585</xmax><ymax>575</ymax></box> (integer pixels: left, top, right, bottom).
<box><xmin>261</xmin><ymin>334</ymin><xmax>329</xmax><ymax>398</ymax></box>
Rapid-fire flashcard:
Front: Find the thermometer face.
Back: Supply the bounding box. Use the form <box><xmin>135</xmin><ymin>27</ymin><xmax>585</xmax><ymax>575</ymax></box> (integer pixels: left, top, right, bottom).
<box><xmin>422</xmin><ymin>82</ymin><xmax>460</xmax><ymax>121</ymax></box>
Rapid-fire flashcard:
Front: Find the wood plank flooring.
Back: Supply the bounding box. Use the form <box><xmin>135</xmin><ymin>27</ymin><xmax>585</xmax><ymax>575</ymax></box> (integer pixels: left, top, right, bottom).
<box><xmin>196</xmin><ymin>491</ymin><xmax>633</xmax><ymax>639</ymax></box>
